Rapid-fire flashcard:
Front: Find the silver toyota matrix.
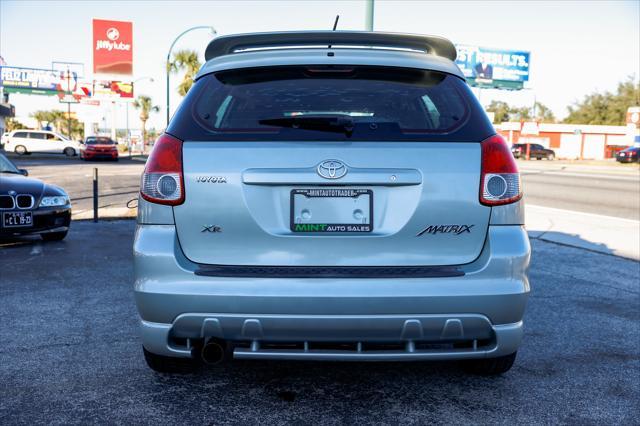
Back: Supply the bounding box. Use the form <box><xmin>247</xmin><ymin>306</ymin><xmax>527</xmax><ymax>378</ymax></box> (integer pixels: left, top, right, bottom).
<box><xmin>134</xmin><ymin>31</ymin><xmax>530</xmax><ymax>375</ymax></box>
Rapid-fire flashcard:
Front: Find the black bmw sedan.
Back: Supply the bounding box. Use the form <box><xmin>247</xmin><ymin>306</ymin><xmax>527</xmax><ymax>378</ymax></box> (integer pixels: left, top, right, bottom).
<box><xmin>0</xmin><ymin>153</ymin><xmax>71</xmax><ymax>240</ymax></box>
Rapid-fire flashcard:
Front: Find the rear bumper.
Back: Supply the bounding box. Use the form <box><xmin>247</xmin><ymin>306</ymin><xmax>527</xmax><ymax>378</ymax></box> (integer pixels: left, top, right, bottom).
<box><xmin>134</xmin><ymin>224</ymin><xmax>530</xmax><ymax>360</ymax></box>
<box><xmin>142</xmin><ymin>316</ymin><xmax>523</xmax><ymax>361</ymax></box>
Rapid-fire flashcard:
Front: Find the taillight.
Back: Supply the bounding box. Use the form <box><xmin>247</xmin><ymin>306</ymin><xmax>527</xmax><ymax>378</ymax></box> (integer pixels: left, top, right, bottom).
<box><xmin>140</xmin><ymin>133</ymin><xmax>185</xmax><ymax>205</ymax></box>
<box><xmin>480</xmin><ymin>134</ymin><xmax>522</xmax><ymax>206</ymax></box>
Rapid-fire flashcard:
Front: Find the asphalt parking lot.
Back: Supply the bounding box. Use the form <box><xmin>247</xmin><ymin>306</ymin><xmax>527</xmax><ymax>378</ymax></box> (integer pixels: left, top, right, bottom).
<box><xmin>1</xmin><ymin>220</ymin><xmax>638</xmax><ymax>424</ymax></box>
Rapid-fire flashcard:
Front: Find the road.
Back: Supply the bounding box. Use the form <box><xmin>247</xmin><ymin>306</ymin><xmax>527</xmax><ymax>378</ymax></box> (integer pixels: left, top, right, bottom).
<box><xmin>519</xmin><ymin>162</ymin><xmax>640</xmax><ymax>220</ymax></box>
<box><xmin>4</xmin><ymin>153</ymin><xmax>639</xmax><ymax>220</ymax></box>
<box><xmin>1</xmin><ymin>220</ymin><xmax>638</xmax><ymax>424</ymax></box>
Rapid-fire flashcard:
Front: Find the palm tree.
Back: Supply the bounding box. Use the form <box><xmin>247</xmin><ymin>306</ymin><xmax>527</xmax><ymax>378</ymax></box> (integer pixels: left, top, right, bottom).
<box><xmin>31</xmin><ymin>110</ymin><xmax>54</xmax><ymax>129</ymax></box>
<box><xmin>6</xmin><ymin>118</ymin><xmax>27</xmax><ymax>132</ymax></box>
<box><xmin>168</xmin><ymin>49</ymin><xmax>201</xmax><ymax>96</ymax></box>
<box><xmin>133</xmin><ymin>95</ymin><xmax>160</xmax><ymax>148</ymax></box>
<box><xmin>30</xmin><ymin>110</ymin><xmax>68</xmax><ymax>134</ymax></box>
<box><xmin>49</xmin><ymin>110</ymin><xmax>67</xmax><ymax>135</ymax></box>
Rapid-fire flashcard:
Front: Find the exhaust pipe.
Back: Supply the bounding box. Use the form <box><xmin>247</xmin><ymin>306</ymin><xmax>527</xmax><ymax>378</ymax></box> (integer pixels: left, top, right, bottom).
<box><xmin>200</xmin><ymin>339</ymin><xmax>226</xmax><ymax>365</ymax></box>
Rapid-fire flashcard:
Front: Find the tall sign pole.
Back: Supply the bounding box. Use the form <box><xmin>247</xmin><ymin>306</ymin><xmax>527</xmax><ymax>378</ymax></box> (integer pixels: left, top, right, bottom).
<box><xmin>66</xmin><ymin>68</ymin><xmax>72</xmax><ymax>139</ymax></box>
<box><xmin>365</xmin><ymin>0</ymin><xmax>374</xmax><ymax>31</ymax></box>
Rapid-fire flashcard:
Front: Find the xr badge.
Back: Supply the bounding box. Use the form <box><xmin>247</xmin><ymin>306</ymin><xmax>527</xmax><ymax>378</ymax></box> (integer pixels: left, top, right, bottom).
<box><xmin>202</xmin><ymin>225</ymin><xmax>222</xmax><ymax>233</ymax></box>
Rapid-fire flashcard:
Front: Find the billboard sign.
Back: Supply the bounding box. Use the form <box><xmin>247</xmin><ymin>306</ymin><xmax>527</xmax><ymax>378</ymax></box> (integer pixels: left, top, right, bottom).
<box><xmin>93</xmin><ymin>19</ymin><xmax>133</xmax><ymax>76</ymax></box>
<box><xmin>455</xmin><ymin>45</ymin><xmax>530</xmax><ymax>90</ymax></box>
<box><xmin>0</xmin><ymin>66</ymin><xmax>60</xmax><ymax>95</ymax></box>
<box><xmin>57</xmin><ymin>74</ymin><xmax>92</xmax><ymax>104</ymax></box>
<box><xmin>93</xmin><ymin>80</ymin><xmax>133</xmax><ymax>99</ymax></box>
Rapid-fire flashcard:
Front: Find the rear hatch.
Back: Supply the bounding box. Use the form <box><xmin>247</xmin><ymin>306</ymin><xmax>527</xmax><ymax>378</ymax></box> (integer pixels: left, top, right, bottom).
<box><xmin>169</xmin><ymin>65</ymin><xmax>495</xmax><ymax>267</ymax></box>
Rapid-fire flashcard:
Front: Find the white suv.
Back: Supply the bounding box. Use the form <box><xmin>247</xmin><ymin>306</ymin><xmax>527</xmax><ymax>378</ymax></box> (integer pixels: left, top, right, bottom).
<box><xmin>2</xmin><ymin>130</ymin><xmax>79</xmax><ymax>157</ymax></box>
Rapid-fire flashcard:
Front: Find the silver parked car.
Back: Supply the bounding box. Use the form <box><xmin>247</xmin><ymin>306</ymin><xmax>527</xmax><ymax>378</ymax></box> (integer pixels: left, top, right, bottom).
<box><xmin>134</xmin><ymin>31</ymin><xmax>530</xmax><ymax>375</ymax></box>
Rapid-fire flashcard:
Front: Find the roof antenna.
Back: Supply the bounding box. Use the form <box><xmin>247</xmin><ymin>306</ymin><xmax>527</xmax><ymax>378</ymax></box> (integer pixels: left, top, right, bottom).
<box><xmin>328</xmin><ymin>15</ymin><xmax>339</xmax><ymax>51</ymax></box>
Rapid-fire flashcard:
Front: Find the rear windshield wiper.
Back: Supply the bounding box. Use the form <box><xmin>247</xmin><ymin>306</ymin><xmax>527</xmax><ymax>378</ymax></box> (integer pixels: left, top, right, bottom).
<box><xmin>259</xmin><ymin>115</ymin><xmax>355</xmax><ymax>137</ymax></box>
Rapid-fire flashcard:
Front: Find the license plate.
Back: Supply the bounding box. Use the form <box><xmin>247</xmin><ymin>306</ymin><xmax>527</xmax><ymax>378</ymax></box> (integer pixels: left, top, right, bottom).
<box><xmin>290</xmin><ymin>189</ymin><xmax>373</xmax><ymax>233</ymax></box>
<box><xmin>3</xmin><ymin>211</ymin><xmax>33</xmax><ymax>228</ymax></box>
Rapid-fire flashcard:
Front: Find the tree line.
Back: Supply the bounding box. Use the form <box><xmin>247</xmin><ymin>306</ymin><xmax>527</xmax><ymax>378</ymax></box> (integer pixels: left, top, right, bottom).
<box><xmin>486</xmin><ymin>77</ymin><xmax>639</xmax><ymax>125</ymax></box>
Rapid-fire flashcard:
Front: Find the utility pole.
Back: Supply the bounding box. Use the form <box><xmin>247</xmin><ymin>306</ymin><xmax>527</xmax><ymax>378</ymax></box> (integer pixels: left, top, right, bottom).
<box><xmin>365</xmin><ymin>0</ymin><xmax>374</xmax><ymax>31</ymax></box>
<box><xmin>128</xmin><ymin>76</ymin><xmax>154</xmax><ymax>156</ymax></box>
<box><xmin>66</xmin><ymin>68</ymin><xmax>72</xmax><ymax>139</ymax></box>
<box><xmin>111</xmin><ymin>101</ymin><xmax>117</xmax><ymax>141</ymax></box>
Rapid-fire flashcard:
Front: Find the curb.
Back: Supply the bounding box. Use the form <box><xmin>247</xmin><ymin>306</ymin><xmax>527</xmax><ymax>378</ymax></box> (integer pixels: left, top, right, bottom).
<box><xmin>72</xmin><ymin>207</ymin><xmax>136</xmax><ymax>220</ymax></box>
<box><xmin>525</xmin><ymin>204</ymin><xmax>639</xmax><ymax>261</ymax></box>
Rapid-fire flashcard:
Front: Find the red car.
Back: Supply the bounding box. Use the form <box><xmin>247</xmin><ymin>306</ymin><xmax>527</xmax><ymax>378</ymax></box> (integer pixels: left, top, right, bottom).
<box><xmin>80</xmin><ymin>136</ymin><xmax>119</xmax><ymax>161</ymax></box>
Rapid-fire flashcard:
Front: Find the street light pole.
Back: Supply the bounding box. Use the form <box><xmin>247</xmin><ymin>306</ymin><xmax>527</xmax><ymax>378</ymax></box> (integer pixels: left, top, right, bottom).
<box><xmin>166</xmin><ymin>25</ymin><xmax>217</xmax><ymax>127</ymax></box>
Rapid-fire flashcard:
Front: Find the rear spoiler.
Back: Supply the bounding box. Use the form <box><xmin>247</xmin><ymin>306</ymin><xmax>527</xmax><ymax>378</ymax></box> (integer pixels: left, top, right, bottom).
<box><xmin>204</xmin><ymin>31</ymin><xmax>457</xmax><ymax>62</ymax></box>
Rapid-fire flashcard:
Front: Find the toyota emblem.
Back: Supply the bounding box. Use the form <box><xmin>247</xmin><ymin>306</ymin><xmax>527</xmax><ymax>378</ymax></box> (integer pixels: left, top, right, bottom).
<box><xmin>317</xmin><ymin>160</ymin><xmax>348</xmax><ymax>179</ymax></box>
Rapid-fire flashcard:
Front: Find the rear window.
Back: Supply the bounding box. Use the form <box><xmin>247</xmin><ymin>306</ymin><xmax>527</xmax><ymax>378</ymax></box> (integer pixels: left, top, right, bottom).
<box><xmin>86</xmin><ymin>137</ymin><xmax>115</xmax><ymax>145</ymax></box>
<box><xmin>169</xmin><ymin>65</ymin><xmax>494</xmax><ymax>142</ymax></box>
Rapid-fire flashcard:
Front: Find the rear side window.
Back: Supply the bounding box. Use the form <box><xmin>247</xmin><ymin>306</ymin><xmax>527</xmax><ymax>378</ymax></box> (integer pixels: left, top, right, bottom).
<box><xmin>169</xmin><ymin>65</ymin><xmax>494</xmax><ymax>142</ymax></box>
<box><xmin>28</xmin><ymin>132</ymin><xmax>45</xmax><ymax>139</ymax></box>
<box><xmin>13</xmin><ymin>131</ymin><xmax>28</xmax><ymax>138</ymax></box>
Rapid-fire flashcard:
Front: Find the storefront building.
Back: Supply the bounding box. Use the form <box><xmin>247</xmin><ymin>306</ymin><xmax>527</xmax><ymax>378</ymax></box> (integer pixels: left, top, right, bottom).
<box><xmin>497</xmin><ymin>121</ymin><xmax>636</xmax><ymax>160</ymax></box>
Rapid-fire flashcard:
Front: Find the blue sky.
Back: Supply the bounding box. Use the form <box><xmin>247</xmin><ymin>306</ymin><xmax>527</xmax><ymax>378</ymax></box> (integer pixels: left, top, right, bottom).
<box><xmin>1</xmin><ymin>0</ymin><xmax>638</xmax><ymax>131</ymax></box>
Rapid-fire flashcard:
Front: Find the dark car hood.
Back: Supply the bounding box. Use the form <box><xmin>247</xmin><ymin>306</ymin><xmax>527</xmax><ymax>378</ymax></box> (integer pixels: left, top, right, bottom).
<box><xmin>0</xmin><ymin>174</ymin><xmax>46</xmax><ymax>197</ymax></box>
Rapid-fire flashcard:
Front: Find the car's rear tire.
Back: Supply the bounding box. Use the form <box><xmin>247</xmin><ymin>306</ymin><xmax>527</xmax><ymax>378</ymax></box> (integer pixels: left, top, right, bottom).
<box><xmin>41</xmin><ymin>230</ymin><xmax>68</xmax><ymax>241</ymax></box>
<box><xmin>15</xmin><ymin>145</ymin><xmax>28</xmax><ymax>155</ymax></box>
<box><xmin>143</xmin><ymin>347</ymin><xmax>200</xmax><ymax>374</ymax></box>
<box><xmin>547</xmin><ymin>153</ymin><xmax>555</xmax><ymax>160</ymax></box>
<box><xmin>64</xmin><ymin>147</ymin><xmax>76</xmax><ymax>157</ymax></box>
<box><xmin>462</xmin><ymin>352</ymin><xmax>517</xmax><ymax>375</ymax></box>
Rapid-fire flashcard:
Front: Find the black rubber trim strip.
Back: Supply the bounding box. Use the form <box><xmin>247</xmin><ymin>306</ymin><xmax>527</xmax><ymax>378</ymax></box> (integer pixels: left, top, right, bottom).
<box><xmin>194</xmin><ymin>264</ymin><xmax>464</xmax><ymax>279</ymax></box>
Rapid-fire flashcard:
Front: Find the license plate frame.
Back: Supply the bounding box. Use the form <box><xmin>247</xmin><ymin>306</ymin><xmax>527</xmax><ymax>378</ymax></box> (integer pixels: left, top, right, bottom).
<box><xmin>3</xmin><ymin>211</ymin><xmax>33</xmax><ymax>228</ymax></box>
<box><xmin>290</xmin><ymin>188</ymin><xmax>373</xmax><ymax>233</ymax></box>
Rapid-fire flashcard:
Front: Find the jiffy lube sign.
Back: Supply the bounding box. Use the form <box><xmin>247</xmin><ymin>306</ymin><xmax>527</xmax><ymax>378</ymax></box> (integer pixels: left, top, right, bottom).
<box><xmin>93</xmin><ymin>19</ymin><xmax>133</xmax><ymax>76</ymax></box>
